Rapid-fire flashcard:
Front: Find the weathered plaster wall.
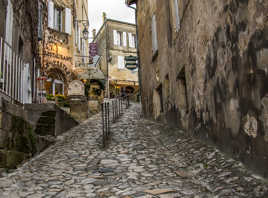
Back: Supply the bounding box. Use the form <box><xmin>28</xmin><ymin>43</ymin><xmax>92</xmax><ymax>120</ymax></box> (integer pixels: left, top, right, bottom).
<box><xmin>137</xmin><ymin>0</ymin><xmax>268</xmax><ymax>176</ymax></box>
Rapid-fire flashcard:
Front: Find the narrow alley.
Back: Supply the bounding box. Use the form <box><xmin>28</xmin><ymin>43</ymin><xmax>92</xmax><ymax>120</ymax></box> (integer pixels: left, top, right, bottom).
<box><xmin>0</xmin><ymin>103</ymin><xmax>267</xmax><ymax>198</ymax></box>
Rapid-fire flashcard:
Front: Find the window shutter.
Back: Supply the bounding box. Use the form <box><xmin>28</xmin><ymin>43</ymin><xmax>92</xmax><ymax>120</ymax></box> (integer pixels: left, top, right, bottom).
<box><xmin>113</xmin><ymin>30</ymin><xmax>118</xmax><ymax>45</ymax></box>
<box><xmin>78</xmin><ymin>27</ymin><xmax>81</xmax><ymax>51</ymax></box>
<box><xmin>5</xmin><ymin>1</ymin><xmax>13</xmax><ymax>46</ymax></box>
<box><xmin>48</xmin><ymin>0</ymin><xmax>54</xmax><ymax>29</ymax></box>
<box><xmin>123</xmin><ymin>32</ymin><xmax>127</xmax><ymax>47</ymax></box>
<box><xmin>65</xmin><ymin>8</ymin><xmax>72</xmax><ymax>35</ymax></box>
<box><xmin>118</xmin><ymin>56</ymin><xmax>124</xmax><ymax>69</ymax></box>
<box><xmin>38</xmin><ymin>2</ymin><xmax>43</xmax><ymax>40</ymax></box>
<box><xmin>75</xmin><ymin>21</ymin><xmax>78</xmax><ymax>45</ymax></box>
<box><xmin>174</xmin><ymin>0</ymin><xmax>180</xmax><ymax>31</ymax></box>
<box><xmin>152</xmin><ymin>14</ymin><xmax>158</xmax><ymax>53</ymax></box>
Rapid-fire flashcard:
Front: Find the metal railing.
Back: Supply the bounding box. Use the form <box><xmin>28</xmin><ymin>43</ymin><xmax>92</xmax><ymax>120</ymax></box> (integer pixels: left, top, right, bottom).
<box><xmin>101</xmin><ymin>96</ymin><xmax>130</xmax><ymax>148</ymax></box>
<box><xmin>0</xmin><ymin>37</ymin><xmax>26</xmax><ymax>104</ymax></box>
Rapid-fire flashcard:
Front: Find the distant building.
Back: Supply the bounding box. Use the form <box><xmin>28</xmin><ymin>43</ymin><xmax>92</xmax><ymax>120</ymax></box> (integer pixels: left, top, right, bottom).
<box><xmin>94</xmin><ymin>14</ymin><xmax>139</xmax><ymax>98</ymax></box>
<box><xmin>0</xmin><ymin>0</ymin><xmax>39</xmax><ymax>104</ymax></box>
<box><xmin>38</xmin><ymin>0</ymin><xmax>89</xmax><ymax>97</ymax></box>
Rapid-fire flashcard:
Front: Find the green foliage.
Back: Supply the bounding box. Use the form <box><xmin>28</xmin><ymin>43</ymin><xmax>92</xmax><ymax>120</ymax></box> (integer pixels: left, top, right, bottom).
<box><xmin>46</xmin><ymin>94</ymin><xmax>55</xmax><ymax>101</ymax></box>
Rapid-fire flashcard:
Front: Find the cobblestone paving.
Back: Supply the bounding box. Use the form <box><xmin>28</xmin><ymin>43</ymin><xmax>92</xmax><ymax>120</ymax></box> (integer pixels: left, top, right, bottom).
<box><xmin>0</xmin><ymin>103</ymin><xmax>268</xmax><ymax>198</ymax></box>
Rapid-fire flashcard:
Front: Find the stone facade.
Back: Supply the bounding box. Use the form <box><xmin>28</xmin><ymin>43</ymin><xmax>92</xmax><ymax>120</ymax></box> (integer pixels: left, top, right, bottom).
<box><xmin>130</xmin><ymin>0</ymin><xmax>268</xmax><ymax>176</ymax></box>
<box><xmin>0</xmin><ymin>0</ymin><xmax>39</xmax><ymax>103</ymax></box>
<box><xmin>39</xmin><ymin>0</ymin><xmax>89</xmax><ymax>97</ymax></box>
<box><xmin>94</xmin><ymin>17</ymin><xmax>139</xmax><ymax>98</ymax></box>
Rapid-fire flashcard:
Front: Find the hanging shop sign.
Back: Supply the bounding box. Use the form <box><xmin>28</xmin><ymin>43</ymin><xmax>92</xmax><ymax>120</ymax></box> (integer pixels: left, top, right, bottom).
<box><xmin>125</xmin><ymin>56</ymin><xmax>138</xmax><ymax>70</ymax></box>
<box><xmin>89</xmin><ymin>43</ymin><xmax>98</xmax><ymax>57</ymax></box>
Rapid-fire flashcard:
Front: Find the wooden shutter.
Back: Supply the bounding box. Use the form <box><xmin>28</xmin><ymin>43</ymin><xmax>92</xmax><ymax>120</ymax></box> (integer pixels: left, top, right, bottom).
<box><xmin>113</xmin><ymin>30</ymin><xmax>118</xmax><ymax>45</ymax></box>
<box><xmin>123</xmin><ymin>32</ymin><xmax>127</xmax><ymax>47</ymax></box>
<box><xmin>48</xmin><ymin>0</ymin><xmax>54</xmax><ymax>29</ymax></box>
<box><xmin>65</xmin><ymin>8</ymin><xmax>72</xmax><ymax>35</ymax></box>
<box><xmin>152</xmin><ymin>14</ymin><xmax>158</xmax><ymax>53</ymax></box>
<box><xmin>174</xmin><ymin>0</ymin><xmax>180</xmax><ymax>31</ymax></box>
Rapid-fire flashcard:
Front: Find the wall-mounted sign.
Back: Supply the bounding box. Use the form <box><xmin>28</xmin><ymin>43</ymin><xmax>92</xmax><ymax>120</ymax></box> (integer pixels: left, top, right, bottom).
<box><xmin>89</xmin><ymin>43</ymin><xmax>98</xmax><ymax>57</ymax></box>
<box><xmin>125</xmin><ymin>56</ymin><xmax>138</xmax><ymax>70</ymax></box>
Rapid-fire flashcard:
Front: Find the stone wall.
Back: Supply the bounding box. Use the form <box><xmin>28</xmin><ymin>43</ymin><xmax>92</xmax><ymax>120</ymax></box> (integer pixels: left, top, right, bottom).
<box><xmin>136</xmin><ymin>0</ymin><xmax>268</xmax><ymax>176</ymax></box>
<box><xmin>0</xmin><ymin>100</ymin><xmax>78</xmax><ymax>169</ymax></box>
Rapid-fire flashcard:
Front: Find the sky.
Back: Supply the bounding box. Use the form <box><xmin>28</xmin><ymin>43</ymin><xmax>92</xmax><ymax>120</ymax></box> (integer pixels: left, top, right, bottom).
<box><xmin>88</xmin><ymin>0</ymin><xmax>135</xmax><ymax>41</ymax></box>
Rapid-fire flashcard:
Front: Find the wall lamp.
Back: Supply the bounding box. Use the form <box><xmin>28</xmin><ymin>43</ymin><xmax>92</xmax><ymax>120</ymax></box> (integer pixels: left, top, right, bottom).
<box><xmin>75</xmin><ymin>19</ymin><xmax>89</xmax><ymax>40</ymax></box>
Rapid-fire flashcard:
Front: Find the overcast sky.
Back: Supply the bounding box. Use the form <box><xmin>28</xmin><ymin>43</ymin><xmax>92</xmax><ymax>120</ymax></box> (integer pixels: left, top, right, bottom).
<box><xmin>88</xmin><ymin>0</ymin><xmax>135</xmax><ymax>41</ymax></box>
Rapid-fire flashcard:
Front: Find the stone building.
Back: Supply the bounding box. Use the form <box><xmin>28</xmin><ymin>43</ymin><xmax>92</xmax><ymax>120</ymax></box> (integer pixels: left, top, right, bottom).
<box><xmin>38</xmin><ymin>0</ymin><xmax>89</xmax><ymax>98</ymax></box>
<box><xmin>0</xmin><ymin>0</ymin><xmax>39</xmax><ymax>104</ymax></box>
<box><xmin>128</xmin><ymin>0</ymin><xmax>268</xmax><ymax>176</ymax></box>
<box><xmin>94</xmin><ymin>14</ymin><xmax>139</xmax><ymax>98</ymax></box>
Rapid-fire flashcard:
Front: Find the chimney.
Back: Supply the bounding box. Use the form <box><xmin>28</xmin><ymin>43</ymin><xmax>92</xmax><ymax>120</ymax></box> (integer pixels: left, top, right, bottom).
<box><xmin>92</xmin><ymin>29</ymin><xmax>96</xmax><ymax>40</ymax></box>
<box><xmin>102</xmin><ymin>12</ymin><xmax>107</xmax><ymax>23</ymax></box>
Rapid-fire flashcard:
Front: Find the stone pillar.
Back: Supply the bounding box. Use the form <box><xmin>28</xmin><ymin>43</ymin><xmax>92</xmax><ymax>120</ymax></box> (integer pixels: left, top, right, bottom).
<box><xmin>68</xmin><ymin>80</ymin><xmax>88</xmax><ymax>122</ymax></box>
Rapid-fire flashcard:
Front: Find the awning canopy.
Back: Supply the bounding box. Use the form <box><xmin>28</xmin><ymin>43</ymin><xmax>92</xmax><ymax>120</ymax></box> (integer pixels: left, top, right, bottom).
<box><xmin>78</xmin><ymin>68</ymin><xmax>105</xmax><ymax>80</ymax></box>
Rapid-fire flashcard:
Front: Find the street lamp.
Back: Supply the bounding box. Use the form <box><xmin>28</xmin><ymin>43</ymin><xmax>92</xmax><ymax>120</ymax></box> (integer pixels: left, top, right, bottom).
<box><xmin>82</xmin><ymin>27</ymin><xmax>89</xmax><ymax>40</ymax></box>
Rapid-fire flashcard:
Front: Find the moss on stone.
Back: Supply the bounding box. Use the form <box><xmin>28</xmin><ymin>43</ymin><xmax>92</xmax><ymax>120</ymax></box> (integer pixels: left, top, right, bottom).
<box><xmin>6</xmin><ymin>150</ymin><xmax>28</xmax><ymax>169</ymax></box>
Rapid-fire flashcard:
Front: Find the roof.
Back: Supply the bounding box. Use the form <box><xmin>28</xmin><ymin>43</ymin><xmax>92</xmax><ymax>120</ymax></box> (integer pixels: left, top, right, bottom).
<box><xmin>126</xmin><ymin>0</ymin><xmax>137</xmax><ymax>5</ymax></box>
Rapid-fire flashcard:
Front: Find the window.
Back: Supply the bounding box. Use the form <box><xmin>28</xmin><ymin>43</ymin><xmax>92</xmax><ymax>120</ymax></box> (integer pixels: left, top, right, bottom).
<box><xmin>5</xmin><ymin>0</ymin><xmax>13</xmax><ymax>46</ymax></box>
<box><xmin>152</xmin><ymin>14</ymin><xmax>158</xmax><ymax>56</ymax></box>
<box><xmin>47</xmin><ymin>0</ymin><xmax>72</xmax><ymax>34</ymax></box>
<box><xmin>171</xmin><ymin>0</ymin><xmax>180</xmax><ymax>31</ymax></box>
<box><xmin>117</xmin><ymin>31</ymin><xmax>123</xmax><ymax>46</ymax></box>
<box><xmin>128</xmin><ymin>33</ymin><xmax>136</xmax><ymax>48</ymax></box>
<box><xmin>54</xmin><ymin>7</ymin><xmax>62</xmax><ymax>31</ymax></box>
<box><xmin>113</xmin><ymin>30</ymin><xmax>123</xmax><ymax>46</ymax></box>
<box><xmin>113</xmin><ymin>30</ymin><xmax>118</xmax><ymax>45</ymax></box>
<box><xmin>38</xmin><ymin>1</ymin><xmax>43</xmax><ymax>40</ymax></box>
<box><xmin>123</xmin><ymin>32</ymin><xmax>127</xmax><ymax>47</ymax></box>
<box><xmin>118</xmin><ymin>56</ymin><xmax>125</xmax><ymax>69</ymax></box>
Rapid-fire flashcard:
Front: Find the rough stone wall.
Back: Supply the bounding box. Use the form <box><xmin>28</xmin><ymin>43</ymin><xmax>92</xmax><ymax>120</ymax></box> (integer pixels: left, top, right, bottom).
<box><xmin>0</xmin><ymin>100</ymin><xmax>78</xmax><ymax>169</ymax></box>
<box><xmin>137</xmin><ymin>0</ymin><xmax>268</xmax><ymax>176</ymax></box>
<box><xmin>0</xmin><ymin>0</ymin><xmax>7</xmax><ymax>39</ymax></box>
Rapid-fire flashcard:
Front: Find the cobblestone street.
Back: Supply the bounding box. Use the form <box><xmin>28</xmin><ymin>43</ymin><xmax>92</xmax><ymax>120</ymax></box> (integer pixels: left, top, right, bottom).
<box><xmin>0</xmin><ymin>103</ymin><xmax>268</xmax><ymax>198</ymax></box>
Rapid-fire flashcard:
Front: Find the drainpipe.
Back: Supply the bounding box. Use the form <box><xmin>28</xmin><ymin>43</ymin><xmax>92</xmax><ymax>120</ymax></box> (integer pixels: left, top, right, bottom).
<box><xmin>126</xmin><ymin>2</ymin><xmax>142</xmax><ymax>107</ymax></box>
